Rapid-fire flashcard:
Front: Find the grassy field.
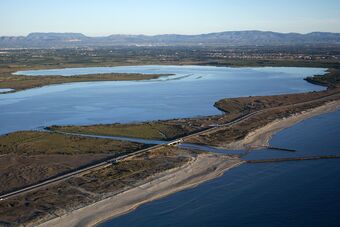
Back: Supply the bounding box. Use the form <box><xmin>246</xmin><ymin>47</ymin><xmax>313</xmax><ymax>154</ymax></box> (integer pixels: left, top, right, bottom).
<box><xmin>0</xmin><ymin>154</ymin><xmax>110</xmax><ymax>195</ymax></box>
<box><xmin>49</xmin><ymin>121</ymin><xmax>203</xmax><ymax>141</ymax></box>
<box><xmin>0</xmin><ymin>131</ymin><xmax>146</xmax><ymax>155</ymax></box>
<box><xmin>0</xmin><ymin>131</ymin><xmax>148</xmax><ymax>194</ymax></box>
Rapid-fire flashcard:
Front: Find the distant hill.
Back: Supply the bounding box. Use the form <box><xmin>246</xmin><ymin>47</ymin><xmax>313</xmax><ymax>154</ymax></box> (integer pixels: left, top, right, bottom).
<box><xmin>1</xmin><ymin>31</ymin><xmax>340</xmax><ymax>48</ymax></box>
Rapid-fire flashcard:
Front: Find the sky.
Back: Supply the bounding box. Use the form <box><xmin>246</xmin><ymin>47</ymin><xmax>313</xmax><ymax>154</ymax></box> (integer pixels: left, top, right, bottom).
<box><xmin>1</xmin><ymin>0</ymin><xmax>340</xmax><ymax>36</ymax></box>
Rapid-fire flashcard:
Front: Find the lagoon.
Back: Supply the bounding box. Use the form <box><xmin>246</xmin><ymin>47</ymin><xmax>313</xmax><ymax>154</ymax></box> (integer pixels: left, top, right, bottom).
<box><xmin>0</xmin><ymin>66</ymin><xmax>325</xmax><ymax>135</ymax></box>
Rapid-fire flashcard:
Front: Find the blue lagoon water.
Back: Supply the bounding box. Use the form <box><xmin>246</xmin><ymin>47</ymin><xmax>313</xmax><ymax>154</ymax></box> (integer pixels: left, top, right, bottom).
<box><xmin>0</xmin><ymin>66</ymin><xmax>325</xmax><ymax>134</ymax></box>
<box><xmin>100</xmin><ymin>109</ymin><xmax>340</xmax><ymax>227</ymax></box>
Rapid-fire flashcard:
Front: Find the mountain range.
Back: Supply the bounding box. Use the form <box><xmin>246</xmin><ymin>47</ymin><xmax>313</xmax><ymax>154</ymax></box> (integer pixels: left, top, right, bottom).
<box><xmin>1</xmin><ymin>31</ymin><xmax>340</xmax><ymax>48</ymax></box>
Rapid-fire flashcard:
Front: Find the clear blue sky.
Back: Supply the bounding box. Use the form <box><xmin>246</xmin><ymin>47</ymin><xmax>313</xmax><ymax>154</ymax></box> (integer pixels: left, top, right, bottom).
<box><xmin>1</xmin><ymin>0</ymin><xmax>340</xmax><ymax>36</ymax></box>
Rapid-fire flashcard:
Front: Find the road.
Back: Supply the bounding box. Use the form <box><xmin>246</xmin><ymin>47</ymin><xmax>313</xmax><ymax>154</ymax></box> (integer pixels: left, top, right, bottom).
<box><xmin>1</xmin><ymin>90</ymin><xmax>340</xmax><ymax>201</ymax></box>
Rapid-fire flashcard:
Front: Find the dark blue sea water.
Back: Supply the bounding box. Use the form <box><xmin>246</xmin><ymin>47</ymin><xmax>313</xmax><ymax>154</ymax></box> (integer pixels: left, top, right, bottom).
<box><xmin>0</xmin><ymin>66</ymin><xmax>325</xmax><ymax>134</ymax></box>
<box><xmin>245</xmin><ymin>108</ymin><xmax>340</xmax><ymax>160</ymax></box>
<box><xmin>100</xmin><ymin>109</ymin><xmax>340</xmax><ymax>227</ymax></box>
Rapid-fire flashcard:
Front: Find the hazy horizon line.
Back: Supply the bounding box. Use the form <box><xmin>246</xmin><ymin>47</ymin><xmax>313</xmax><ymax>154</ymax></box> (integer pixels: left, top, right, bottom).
<box><xmin>2</xmin><ymin>29</ymin><xmax>340</xmax><ymax>38</ymax></box>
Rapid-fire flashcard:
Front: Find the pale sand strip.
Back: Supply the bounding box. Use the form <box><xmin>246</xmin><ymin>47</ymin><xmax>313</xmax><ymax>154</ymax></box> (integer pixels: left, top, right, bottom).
<box><xmin>223</xmin><ymin>100</ymin><xmax>340</xmax><ymax>150</ymax></box>
<box><xmin>38</xmin><ymin>153</ymin><xmax>244</xmax><ymax>227</ymax></box>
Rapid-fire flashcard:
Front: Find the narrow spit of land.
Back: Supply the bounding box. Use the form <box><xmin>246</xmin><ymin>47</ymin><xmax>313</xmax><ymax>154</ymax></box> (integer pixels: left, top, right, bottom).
<box><xmin>0</xmin><ymin>71</ymin><xmax>172</xmax><ymax>93</ymax></box>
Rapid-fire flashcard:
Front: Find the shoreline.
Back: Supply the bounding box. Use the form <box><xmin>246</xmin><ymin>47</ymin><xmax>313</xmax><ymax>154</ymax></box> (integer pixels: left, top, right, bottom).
<box><xmin>38</xmin><ymin>153</ymin><xmax>244</xmax><ymax>227</ymax></box>
<box><xmin>35</xmin><ymin>99</ymin><xmax>340</xmax><ymax>227</ymax></box>
<box><xmin>0</xmin><ymin>72</ymin><xmax>173</xmax><ymax>94</ymax></box>
<box><xmin>222</xmin><ymin>100</ymin><xmax>340</xmax><ymax>150</ymax></box>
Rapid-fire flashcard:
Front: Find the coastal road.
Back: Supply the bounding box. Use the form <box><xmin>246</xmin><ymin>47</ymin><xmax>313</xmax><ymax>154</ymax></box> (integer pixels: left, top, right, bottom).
<box><xmin>1</xmin><ymin>90</ymin><xmax>340</xmax><ymax>201</ymax></box>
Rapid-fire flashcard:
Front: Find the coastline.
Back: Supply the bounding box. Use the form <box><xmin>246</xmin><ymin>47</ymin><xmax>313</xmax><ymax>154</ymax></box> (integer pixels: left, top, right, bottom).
<box><xmin>222</xmin><ymin>100</ymin><xmax>340</xmax><ymax>150</ymax></box>
<box><xmin>37</xmin><ymin>100</ymin><xmax>340</xmax><ymax>227</ymax></box>
<box><xmin>38</xmin><ymin>153</ymin><xmax>244</xmax><ymax>227</ymax></box>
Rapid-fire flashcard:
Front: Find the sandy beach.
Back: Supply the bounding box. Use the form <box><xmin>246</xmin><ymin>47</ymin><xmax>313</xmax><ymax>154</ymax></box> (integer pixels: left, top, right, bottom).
<box><xmin>38</xmin><ymin>153</ymin><xmax>243</xmax><ymax>227</ymax></box>
<box><xmin>224</xmin><ymin>100</ymin><xmax>340</xmax><ymax>150</ymax></box>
